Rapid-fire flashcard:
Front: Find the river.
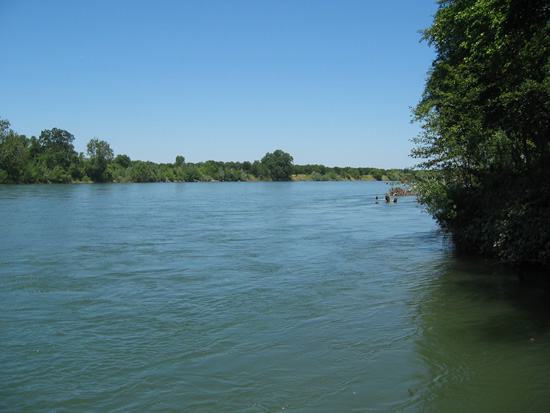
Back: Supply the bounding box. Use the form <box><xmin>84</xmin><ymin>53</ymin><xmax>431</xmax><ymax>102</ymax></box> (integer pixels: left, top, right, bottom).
<box><xmin>1</xmin><ymin>182</ymin><xmax>549</xmax><ymax>412</ymax></box>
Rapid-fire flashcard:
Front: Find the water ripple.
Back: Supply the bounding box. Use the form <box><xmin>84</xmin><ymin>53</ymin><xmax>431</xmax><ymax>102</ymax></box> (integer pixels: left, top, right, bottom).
<box><xmin>1</xmin><ymin>182</ymin><xmax>550</xmax><ymax>411</ymax></box>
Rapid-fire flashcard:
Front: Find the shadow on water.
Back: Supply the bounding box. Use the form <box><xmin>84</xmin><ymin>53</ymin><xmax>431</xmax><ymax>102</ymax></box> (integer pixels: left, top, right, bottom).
<box><xmin>407</xmin><ymin>253</ymin><xmax>550</xmax><ymax>412</ymax></box>
<box><xmin>446</xmin><ymin>252</ymin><xmax>550</xmax><ymax>320</ymax></box>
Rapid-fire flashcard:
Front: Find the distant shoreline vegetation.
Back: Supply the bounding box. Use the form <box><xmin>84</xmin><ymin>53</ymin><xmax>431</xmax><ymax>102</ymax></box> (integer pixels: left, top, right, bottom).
<box><xmin>0</xmin><ymin>119</ymin><xmax>423</xmax><ymax>184</ymax></box>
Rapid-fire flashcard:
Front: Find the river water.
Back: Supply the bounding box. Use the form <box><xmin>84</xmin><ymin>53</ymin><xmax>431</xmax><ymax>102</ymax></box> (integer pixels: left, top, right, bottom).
<box><xmin>1</xmin><ymin>181</ymin><xmax>549</xmax><ymax>412</ymax></box>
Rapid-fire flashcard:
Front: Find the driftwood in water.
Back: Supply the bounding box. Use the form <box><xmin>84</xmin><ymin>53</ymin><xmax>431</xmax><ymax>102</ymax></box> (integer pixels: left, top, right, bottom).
<box><xmin>388</xmin><ymin>187</ymin><xmax>416</xmax><ymax>196</ymax></box>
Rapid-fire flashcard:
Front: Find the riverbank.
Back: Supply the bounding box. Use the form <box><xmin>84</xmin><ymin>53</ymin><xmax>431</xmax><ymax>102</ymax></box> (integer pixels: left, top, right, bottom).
<box><xmin>2</xmin><ymin>175</ymin><xmax>402</xmax><ymax>184</ymax></box>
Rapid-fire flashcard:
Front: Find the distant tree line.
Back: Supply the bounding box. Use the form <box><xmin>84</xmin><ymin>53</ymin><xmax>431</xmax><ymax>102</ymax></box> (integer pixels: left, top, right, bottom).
<box><xmin>0</xmin><ymin>118</ymin><xmax>421</xmax><ymax>184</ymax></box>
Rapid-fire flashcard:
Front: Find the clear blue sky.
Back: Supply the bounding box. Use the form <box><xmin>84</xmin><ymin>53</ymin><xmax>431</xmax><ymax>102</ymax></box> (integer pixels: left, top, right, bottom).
<box><xmin>1</xmin><ymin>0</ymin><xmax>438</xmax><ymax>168</ymax></box>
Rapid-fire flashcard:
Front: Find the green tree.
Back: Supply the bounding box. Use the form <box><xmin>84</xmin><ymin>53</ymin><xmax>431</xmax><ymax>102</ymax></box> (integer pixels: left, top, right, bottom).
<box><xmin>175</xmin><ymin>155</ymin><xmax>185</xmax><ymax>168</ymax></box>
<box><xmin>184</xmin><ymin>164</ymin><xmax>203</xmax><ymax>181</ymax></box>
<box><xmin>128</xmin><ymin>161</ymin><xmax>160</xmax><ymax>182</ymax></box>
<box><xmin>36</xmin><ymin>128</ymin><xmax>77</xmax><ymax>169</ymax></box>
<box><xmin>0</xmin><ymin>118</ymin><xmax>30</xmax><ymax>183</ymax></box>
<box><xmin>250</xmin><ymin>160</ymin><xmax>269</xmax><ymax>180</ymax></box>
<box><xmin>114</xmin><ymin>154</ymin><xmax>132</xmax><ymax>168</ymax></box>
<box><xmin>412</xmin><ymin>0</ymin><xmax>550</xmax><ymax>266</ymax></box>
<box><xmin>261</xmin><ymin>149</ymin><xmax>294</xmax><ymax>181</ymax></box>
<box><xmin>86</xmin><ymin>138</ymin><xmax>114</xmax><ymax>182</ymax></box>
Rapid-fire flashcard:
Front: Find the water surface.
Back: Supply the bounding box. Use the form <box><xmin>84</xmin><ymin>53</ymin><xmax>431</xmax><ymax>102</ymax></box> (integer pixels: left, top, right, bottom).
<box><xmin>1</xmin><ymin>182</ymin><xmax>549</xmax><ymax>411</ymax></box>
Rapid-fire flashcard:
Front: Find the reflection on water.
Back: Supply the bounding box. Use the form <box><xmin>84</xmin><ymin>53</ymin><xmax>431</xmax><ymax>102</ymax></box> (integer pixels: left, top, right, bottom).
<box><xmin>411</xmin><ymin>257</ymin><xmax>550</xmax><ymax>412</ymax></box>
<box><xmin>1</xmin><ymin>182</ymin><xmax>549</xmax><ymax>412</ymax></box>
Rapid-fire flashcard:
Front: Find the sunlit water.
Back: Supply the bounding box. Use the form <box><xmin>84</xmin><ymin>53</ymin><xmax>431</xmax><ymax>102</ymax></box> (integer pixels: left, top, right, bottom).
<box><xmin>1</xmin><ymin>182</ymin><xmax>549</xmax><ymax>412</ymax></box>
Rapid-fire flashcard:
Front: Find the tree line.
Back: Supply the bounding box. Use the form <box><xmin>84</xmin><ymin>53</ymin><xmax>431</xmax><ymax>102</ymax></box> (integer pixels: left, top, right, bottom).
<box><xmin>412</xmin><ymin>0</ymin><xmax>550</xmax><ymax>267</ymax></box>
<box><xmin>0</xmin><ymin>119</ymin><xmax>421</xmax><ymax>184</ymax></box>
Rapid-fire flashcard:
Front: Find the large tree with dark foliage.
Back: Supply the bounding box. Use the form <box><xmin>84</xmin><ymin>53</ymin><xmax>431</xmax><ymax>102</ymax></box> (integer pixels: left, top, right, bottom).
<box><xmin>36</xmin><ymin>128</ymin><xmax>77</xmax><ymax>169</ymax></box>
<box><xmin>261</xmin><ymin>149</ymin><xmax>294</xmax><ymax>181</ymax></box>
<box><xmin>412</xmin><ymin>0</ymin><xmax>550</xmax><ymax>266</ymax></box>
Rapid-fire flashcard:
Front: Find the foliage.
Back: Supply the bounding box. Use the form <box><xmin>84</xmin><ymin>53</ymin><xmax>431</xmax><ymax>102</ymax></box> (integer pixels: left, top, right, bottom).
<box><xmin>1</xmin><ymin>117</ymin><xmax>424</xmax><ymax>185</ymax></box>
<box><xmin>86</xmin><ymin>138</ymin><xmax>114</xmax><ymax>182</ymax></box>
<box><xmin>114</xmin><ymin>154</ymin><xmax>131</xmax><ymax>169</ymax></box>
<box><xmin>175</xmin><ymin>155</ymin><xmax>185</xmax><ymax>168</ymax></box>
<box><xmin>36</xmin><ymin>128</ymin><xmax>78</xmax><ymax>170</ymax></box>
<box><xmin>412</xmin><ymin>0</ymin><xmax>550</xmax><ymax>266</ymax></box>
<box><xmin>0</xmin><ymin>119</ymin><xmax>30</xmax><ymax>183</ymax></box>
<box><xmin>128</xmin><ymin>161</ymin><xmax>160</xmax><ymax>183</ymax></box>
<box><xmin>261</xmin><ymin>150</ymin><xmax>294</xmax><ymax>181</ymax></box>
